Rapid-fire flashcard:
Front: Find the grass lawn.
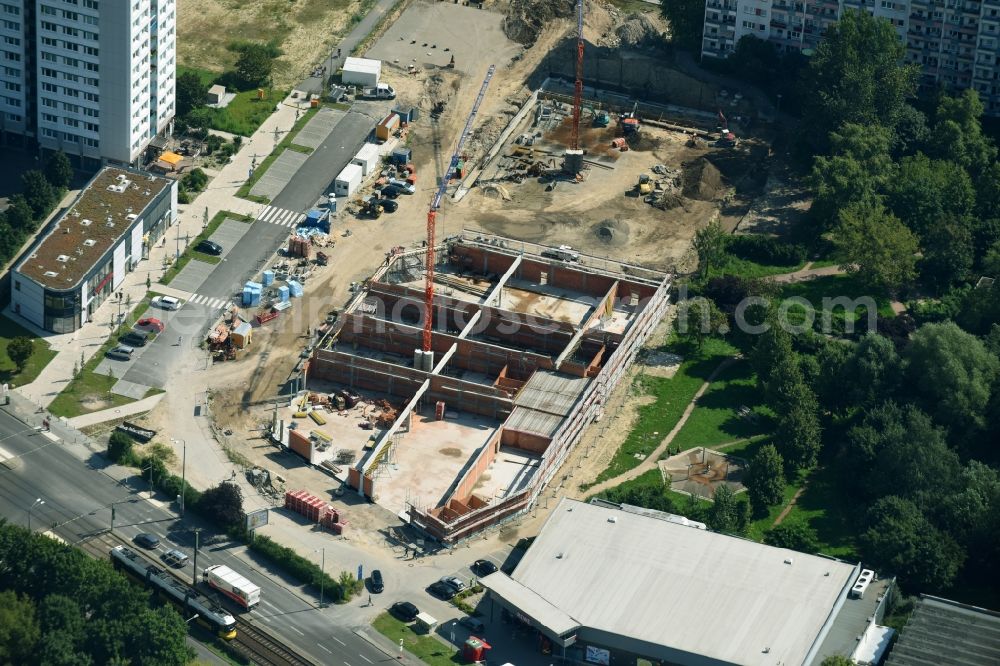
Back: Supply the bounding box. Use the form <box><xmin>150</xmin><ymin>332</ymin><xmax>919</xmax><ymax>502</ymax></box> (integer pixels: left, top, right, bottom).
<box><xmin>207</xmin><ymin>88</ymin><xmax>289</xmax><ymax>136</ymax></box>
<box><xmin>236</xmin><ymin>106</ymin><xmax>319</xmax><ymax>202</ymax></box>
<box><xmin>767</xmin><ymin>464</ymin><xmax>858</xmax><ymax>559</ymax></box>
<box><xmin>780</xmin><ymin>274</ymin><xmax>895</xmax><ymax>333</ymax></box>
<box><xmin>161</xmin><ymin>211</ymin><xmax>253</xmax><ymax>285</ymax></box>
<box><xmin>587</xmin><ymin>338</ymin><xmax>738</xmax><ymax>487</ymax></box>
<box><xmin>372</xmin><ymin>613</ymin><xmax>460</xmax><ymax>666</ymax></box>
<box><xmin>670</xmin><ymin>360</ymin><xmax>773</xmax><ymax>451</ymax></box>
<box><xmin>709</xmin><ymin>253</ymin><xmax>805</xmax><ymax>280</ymax></box>
<box><xmin>48</xmin><ymin>298</ymin><xmax>163</xmax><ymax>418</ymax></box>
<box><xmin>0</xmin><ymin>316</ymin><xmax>57</xmax><ymax>387</ymax></box>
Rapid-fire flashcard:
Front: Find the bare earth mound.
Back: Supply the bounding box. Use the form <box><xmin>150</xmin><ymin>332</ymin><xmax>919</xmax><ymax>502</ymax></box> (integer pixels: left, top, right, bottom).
<box><xmin>593</xmin><ymin>218</ymin><xmax>630</xmax><ymax>247</ymax></box>
<box><xmin>504</xmin><ymin>0</ymin><xmax>577</xmax><ymax>46</ymax></box>
<box><xmin>682</xmin><ymin>158</ymin><xmax>724</xmax><ymax>201</ymax></box>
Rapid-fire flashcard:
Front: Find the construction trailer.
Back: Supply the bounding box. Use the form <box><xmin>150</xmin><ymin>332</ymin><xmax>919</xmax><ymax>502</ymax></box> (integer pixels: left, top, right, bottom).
<box><xmin>351</xmin><ymin>143</ymin><xmax>380</xmax><ymax>176</ymax></box>
<box><xmin>375</xmin><ymin>114</ymin><xmax>400</xmax><ymax>142</ymax></box>
<box><xmin>341</xmin><ymin>57</ymin><xmax>381</xmax><ymax>87</ymax></box>
<box><xmin>334</xmin><ymin>163</ymin><xmax>363</xmax><ymax>197</ymax></box>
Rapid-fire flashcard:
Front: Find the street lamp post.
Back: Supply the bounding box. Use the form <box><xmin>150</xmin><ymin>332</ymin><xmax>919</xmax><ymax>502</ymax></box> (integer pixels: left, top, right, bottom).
<box><xmin>172</xmin><ymin>438</ymin><xmax>187</xmax><ymax>516</ymax></box>
<box><xmin>141</xmin><ymin>463</ymin><xmax>157</xmax><ymax>498</ymax></box>
<box><xmin>314</xmin><ymin>548</ymin><xmax>326</xmax><ymax>607</ymax></box>
<box><xmin>27</xmin><ymin>497</ymin><xmax>44</xmax><ymax>531</ymax></box>
<box><xmin>192</xmin><ymin>528</ymin><xmax>202</xmax><ymax>586</ymax></box>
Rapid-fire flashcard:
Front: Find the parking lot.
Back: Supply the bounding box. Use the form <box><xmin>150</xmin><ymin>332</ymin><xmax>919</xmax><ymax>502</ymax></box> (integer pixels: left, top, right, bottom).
<box><xmin>250</xmin><ymin>149</ymin><xmax>309</xmax><ymax>200</ymax></box>
<box><xmin>294</xmin><ymin>107</ymin><xmax>346</xmax><ymax>149</ymax></box>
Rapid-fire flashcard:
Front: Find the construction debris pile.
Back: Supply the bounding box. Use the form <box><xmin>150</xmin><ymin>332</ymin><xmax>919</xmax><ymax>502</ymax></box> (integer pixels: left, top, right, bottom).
<box><xmin>600</xmin><ymin>13</ymin><xmax>660</xmax><ymax>49</ymax></box>
<box><xmin>246</xmin><ymin>466</ymin><xmax>286</xmax><ymax>502</ymax></box>
<box><xmin>503</xmin><ymin>0</ymin><xmax>579</xmax><ymax>46</ymax></box>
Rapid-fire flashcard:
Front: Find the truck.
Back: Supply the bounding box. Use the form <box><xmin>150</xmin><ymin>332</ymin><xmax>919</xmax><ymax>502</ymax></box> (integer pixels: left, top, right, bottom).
<box><xmin>360</xmin><ymin>83</ymin><xmax>395</xmax><ymax>100</ymax></box>
<box><xmin>203</xmin><ymin>564</ymin><xmax>261</xmax><ymax>610</ymax></box>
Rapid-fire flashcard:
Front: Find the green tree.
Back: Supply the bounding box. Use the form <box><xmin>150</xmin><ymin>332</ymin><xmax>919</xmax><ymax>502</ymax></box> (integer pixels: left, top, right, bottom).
<box><xmin>920</xmin><ymin>220</ymin><xmax>975</xmax><ymax>290</ymax></box>
<box><xmin>126</xmin><ymin>605</ymin><xmax>194</xmax><ymax>666</ymax></box>
<box><xmin>764</xmin><ymin>521</ymin><xmax>820</xmax><ymax>553</ymax></box>
<box><xmin>839</xmin><ymin>332</ymin><xmax>903</xmax><ymax>408</ymax></box>
<box><xmin>44</xmin><ymin>151</ymin><xmax>73</xmax><ymax>189</ymax></box>
<box><xmin>860</xmin><ymin>495</ymin><xmax>965</xmax><ymax>591</ymax></box>
<box><xmin>693</xmin><ymin>218</ymin><xmax>727</xmax><ymax>277</ymax></box>
<box><xmin>905</xmin><ymin>321</ymin><xmax>1000</xmax><ymax>439</ymax></box>
<box><xmin>820</xmin><ymin>656</ymin><xmax>856</xmax><ymax>666</ymax></box>
<box><xmin>927</xmin><ymin>89</ymin><xmax>997</xmax><ymax>176</ymax></box>
<box><xmin>832</xmin><ymin>202</ymin><xmax>918</xmax><ymax>294</ymax></box>
<box><xmin>36</xmin><ymin>594</ymin><xmax>89</xmax><ymax>666</ymax></box>
<box><xmin>708</xmin><ymin>484</ymin><xmax>739</xmax><ymax>533</ymax></box>
<box><xmin>745</xmin><ymin>444</ymin><xmax>785</xmax><ymax>514</ymax></box>
<box><xmin>21</xmin><ymin>170</ymin><xmax>57</xmax><ymax>219</ymax></box>
<box><xmin>675</xmin><ymin>297</ymin><xmax>727</xmax><ymax>351</ymax></box>
<box><xmin>230</xmin><ymin>42</ymin><xmax>278</xmax><ymax>89</ymax></box>
<box><xmin>983</xmin><ymin>239</ymin><xmax>1000</xmax><ymax>277</ymax></box>
<box><xmin>107</xmin><ymin>431</ymin><xmax>135</xmax><ymax>465</ymax></box>
<box><xmin>175</xmin><ymin>70</ymin><xmax>208</xmax><ymax>117</ymax></box>
<box><xmin>661</xmin><ymin>0</ymin><xmax>705</xmax><ymax>51</ymax></box>
<box><xmin>940</xmin><ymin>461</ymin><xmax>1000</xmax><ymax>572</ymax></box>
<box><xmin>810</xmin><ymin>123</ymin><xmax>892</xmax><ymax>229</ymax></box>
<box><xmin>750</xmin><ymin>323</ymin><xmax>794</xmax><ymax>392</ymax></box>
<box><xmin>0</xmin><ymin>590</ymin><xmax>40</xmax><ymax>665</ymax></box>
<box><xmin>800</xmin><ymin>10</ymin><xmax>919</xmax><ymax>144</ymax></box>
<box><xmin>4</xmin><ymin>194</ymin><xmax>33</xmax><ymax>235</ymax></box>
<box><xmin>6</xmin><ymin>336</ymin><xmax>34</xmax><ymax>372</ymax></box>
<box><xmin>885</xmin><ymin>154</ymin><xmax>974</xmax><ymax>239</ymax></box>
<box><xmin>197</xmin><ymin>481</ymin><xmax>245</xmax><ymax>528</ymax></box>
<box><xmin>775</xmin><ymin>394</ymin><xmax>822</xmax><ymax>473</ymax></box>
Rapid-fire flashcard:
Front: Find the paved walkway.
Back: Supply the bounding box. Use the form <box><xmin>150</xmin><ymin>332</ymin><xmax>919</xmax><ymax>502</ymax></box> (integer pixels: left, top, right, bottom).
<box><xmin>584</xmin><ymin>357</ymin><xmax>738</xmax><ymax>496</ymax></box>
<box><xmin>66</xmin><ymin>393</ymin><xmax>165</xmax><ymax>428</ymax></box>
<box><xmin>770</xmin><ymin>261</ymin><xmax>845</xmax><ymax>284</ymax></box>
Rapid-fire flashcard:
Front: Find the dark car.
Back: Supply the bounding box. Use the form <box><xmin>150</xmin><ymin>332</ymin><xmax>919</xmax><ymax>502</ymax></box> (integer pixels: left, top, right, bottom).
<box><xmin>133</xmin><ymin>533</ymin><xmax>160</xmax><ymax>549</ymax></box>
<box><xmin>196</xmin><ymin>239</ymin><xmax>223</xmax><ymax>255</ymax></box>
<box><xmin>391</xmin><ymin>601</ymin><xmax>419</xmax><ymax>622</ymax></box>
<box><xmin>428</xmin><ymin>581</ymin><xmax>456</xmax><ymax>600</ymax></box>
<box><xmin>369</xmin><ymin>569</ymin><xmax>384</xmax><ymax>593</ymax></box>
<box><xmin>472</xmin><ymin>559</ymin><xmax>498</xmax><ymax>576</ymax></box>
<box><xmin>120</xmin><ymin>331</ymin><xmax>149</xmax><ymax>347</ymax></box>
<box><xmin>380</xmin><ymin>185</ymin><xmax>401</xmax><ymax>199</ymax></box>
<box><xmin>459</xmin><ymin>616</ymin><xmax>485</xmax><ymax>633</ymax></box>
<box><xmin>379</xmin><ymin>199</ymin><xmax>398</xmax><ymax>213</ymax></box>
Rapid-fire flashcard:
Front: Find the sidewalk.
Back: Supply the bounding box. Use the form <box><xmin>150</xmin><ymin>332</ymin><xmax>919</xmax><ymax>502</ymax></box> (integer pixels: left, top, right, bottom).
<box><xmin>12</xmin><ymin>93</ymin><xmax>309</xmax><ymax>412</ymax></box>
<box><xmin>66</xmin><ymin>393</ymin><xmax>165</xmax><ymax>429</ymax></box>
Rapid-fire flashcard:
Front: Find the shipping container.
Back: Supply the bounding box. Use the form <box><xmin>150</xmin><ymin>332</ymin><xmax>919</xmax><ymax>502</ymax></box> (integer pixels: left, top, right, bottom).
<box><xmin>334</xmin><ymin>163</ymin><xmax>363</xmax><ymax>197</ymax></box>
<box><xmin>341</xmin><ymin>57</ymin><xmax>381</xmax><ymax>87</ymax></box>
<box><xmin>375</xmin><ymin>114</ymin><xmax>400</xmax><ymax>142</ymax></box>
<box><xmin>203</xmin><ymin>565</ymin><xmax>261</xmax><ymax>610</ymax></box>
<box><xmin>351</xmin><ymin>143</ymin><xmax>380</xmax><ymax>176</ymax></box>
<box><xmin>391</xmin><ymin>147</ymin><xmax>412</xmax><ymax>165</ymax></box>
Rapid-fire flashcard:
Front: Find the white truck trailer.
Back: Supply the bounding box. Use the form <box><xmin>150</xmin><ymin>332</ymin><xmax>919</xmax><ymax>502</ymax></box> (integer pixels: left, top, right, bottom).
<box><xmin>203</xmin><ymin>564</ymin><xmax>261</xmax><ymax>610</ymax></box>
<box><xmin>342</xmin><ymin>57</ymin><xmax>381</xmax><ymax>87</ymax></box>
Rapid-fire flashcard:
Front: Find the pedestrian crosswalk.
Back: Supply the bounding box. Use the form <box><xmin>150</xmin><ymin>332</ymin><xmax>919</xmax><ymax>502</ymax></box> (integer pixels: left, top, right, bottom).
<box><xmin>188</xmin><ymin>294</ymin><xmax>230</xmax><ymax>309</ymax></box>
<box><xmin>257</xmin><ymin>205</ymin><xmax>306</xmax><ymax>228</ymax></box>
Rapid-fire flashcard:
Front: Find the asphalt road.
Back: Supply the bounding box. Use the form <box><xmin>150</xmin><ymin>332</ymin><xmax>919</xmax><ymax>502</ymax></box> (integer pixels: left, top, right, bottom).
<box><xmin>0</xmin><ymin>408</ymin><xmax>389</xmax><ymax>665</ymax></box>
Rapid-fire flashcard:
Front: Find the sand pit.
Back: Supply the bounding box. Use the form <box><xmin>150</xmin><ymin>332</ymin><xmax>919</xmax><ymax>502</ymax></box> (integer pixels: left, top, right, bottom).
<box><xmin>683</xmin><ymin>158</ymin><xmax>724</xmax><ymax>201</ymax></box>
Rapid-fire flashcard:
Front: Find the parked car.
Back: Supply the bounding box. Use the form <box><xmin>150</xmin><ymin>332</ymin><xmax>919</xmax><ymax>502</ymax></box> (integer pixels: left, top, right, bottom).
<box><xmin>136</xmin><ymin>317</ymin><xmax>165</xmax><ymax>332</ymax></box>
<box><xmin>369</xmin><ymin>569</ymin><xmax>384</xmax><ymax>593</ymax></box>
<box><xmin>120</xmin><ymin>331</ymin><xmax>149</xmax><ymax>347</ymax></box>
<box><xmin>196</xmin><ymin>239</ymin><xmax>223</xmax><ymax>255</ymax></box>
<box><xmin>106</xmin><ymin>345</ymin><xmax>135</xmax><ymax>361</ymax></box>
<box><xmin>387</xmin><ymin>179</ymin><xmax>415</xmax><ymax>194</ymax></box>
<box><xmin>152</xmin><ymin>295</ymin><xmax>182</xmax><ymax>311</ymax></box>
<box><xmin>427</xmin><ymin>582</ymin><xmax>456</xmax><ymax>600</ymax></box>
<box><xmin>379</xmin><ymin>185</ymin><xmax>401</xmax><ymax>199</ymax></box>
<box><xmin>390</xmin><ymin>601</ymin><xmax>419</xmax><ymax>622</ymax></box>
<box><xmin>133</xmin><ymin>533</ymin><xmax>160</xmax><ymax>549</ymax></box>
<box><xmin>439</xmin><ymin>575</ymin><xmax>466</xmax><ymax>594</ymax></box>
<box><xmin>379</xmin><ymin>199</ymin><xmax>398</xmax><ymax>213</ymax></box>
<box><xmin>472</xmin><ymin>559</ymin><xmax>498</xmax><ymax>577</ymax></box>
<box><xmin>161</xmin><ymin>548</ymin><xmax>189</xmax><ymax>568</ymax></box>
<box><xmin>459</xmin><ymin>616</ymin><xmax>485</xmax><ymax>633</ymax></box>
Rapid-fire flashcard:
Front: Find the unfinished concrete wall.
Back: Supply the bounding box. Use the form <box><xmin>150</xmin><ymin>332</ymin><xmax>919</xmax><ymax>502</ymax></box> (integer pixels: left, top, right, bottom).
<box><xmin>500</xmin><ymin>428</ymin><xmax>551</xmax><ymax>454</ymax></box>
<box><xmin>450</xmin><ymin>431</ymin><xmax>503</xmax><ymax>505</ymax></box>
<box><xmin>310</xmin><ymin>349</ymin><xmax>425</xmax><ymax>398</ymax></box>
<box><xmin>424</xmin><ymin>374</ymin><xmax>513</xmax><ymax>420</ymax></box>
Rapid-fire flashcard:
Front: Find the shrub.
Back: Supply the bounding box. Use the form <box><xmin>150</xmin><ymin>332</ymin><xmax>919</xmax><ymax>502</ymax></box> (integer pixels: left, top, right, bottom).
<box><xmin>107</xmin><ymin>431</ymin><xmax>135</xmax><ymax>465</ymax></box>
<box><xmin>727</xmin><ymin>234</ymin><xmax>807</xmax><ymax>266</ymax></box>
<box><xmin>248</xmin><ymin>536</ymin><xmax>345</xmax><ymax>601</ymax></box>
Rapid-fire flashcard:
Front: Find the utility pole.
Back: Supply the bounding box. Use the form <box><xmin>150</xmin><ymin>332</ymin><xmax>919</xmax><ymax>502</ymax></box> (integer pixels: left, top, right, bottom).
<box><xmin>173</xmin><ymin>438</ymin><xmax>187</xmax><ymax>516</ymax></box>
<box><xmin>192</xmin><ymin>528</ymin><xmax>202</xmax><ymax>586</ymax></box>
<box><xmin>315</xmin><ymin>548</ymin><xmax>326</xmax><ymax>607</ymax></box>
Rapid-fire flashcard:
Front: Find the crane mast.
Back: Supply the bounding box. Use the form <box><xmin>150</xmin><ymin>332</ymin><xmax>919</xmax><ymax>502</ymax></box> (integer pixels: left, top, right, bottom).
<box><xmin>423</xmin><ymin>65</ymin><xmax>496</xmax><ymax>352</ymax></box>
<box><xmin>571</xmin><ymin>0</ymin><xmax>584</xmax><ymax>152</ymax></box>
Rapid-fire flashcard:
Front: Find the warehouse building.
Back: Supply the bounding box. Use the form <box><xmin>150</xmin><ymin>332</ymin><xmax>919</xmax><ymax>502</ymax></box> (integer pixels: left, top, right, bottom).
<box><xmin>11</xmin><ymin>167</ymin><xmax>176</xmax><ymax>333</ymax></box>
<box><xmin>480</xmin><ymin>498</ymin><xmax>888</xmax><ymax>666</ymax></box>
<box><xmin>885</xmin><ymin>595</ymin><xmax>1000</xmax><ymax>666</ymax></box>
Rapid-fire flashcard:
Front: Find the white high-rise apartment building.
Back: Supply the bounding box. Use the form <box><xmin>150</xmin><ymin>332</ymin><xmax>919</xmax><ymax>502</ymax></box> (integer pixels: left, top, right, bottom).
<box><xmin>702</xmin><ymin>0</ymin><xmax>1000</xmax><ymax>117</ymax></box>
<box><xmin>0</xmin><ymin>0</ymin><xmax>175</xmax><ymax>167</ymax></box>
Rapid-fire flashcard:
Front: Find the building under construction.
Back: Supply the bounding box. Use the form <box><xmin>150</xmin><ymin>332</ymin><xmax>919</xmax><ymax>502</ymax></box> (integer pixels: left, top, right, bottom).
<box><xmin>306</xmin><ymin>231</ymin><xmax>671</xmax><ymax>543</ymax></box>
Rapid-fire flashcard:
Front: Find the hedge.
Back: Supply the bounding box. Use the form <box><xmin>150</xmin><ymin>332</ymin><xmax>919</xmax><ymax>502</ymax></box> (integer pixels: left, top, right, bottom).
<box><xmin>248</xmin><ymin>535</ymin><xmax>346</xmax><ymax>601</ymax></box>
<box><xmin>727</xmin><ymin>234</ymin><xmax>807</xmax><ymax>266</ymax></box>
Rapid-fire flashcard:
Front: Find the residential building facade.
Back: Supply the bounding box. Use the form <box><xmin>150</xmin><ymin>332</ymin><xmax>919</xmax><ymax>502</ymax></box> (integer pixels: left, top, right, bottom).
<box><xmin>702</xmin><ymin>0</ymin><xmax>1000</xmax><ymax>116</ymax></box>
<box><xmin>0</xmin><ymin>0</ymin><xmax>176</xmax><ymax>168</ymax></box>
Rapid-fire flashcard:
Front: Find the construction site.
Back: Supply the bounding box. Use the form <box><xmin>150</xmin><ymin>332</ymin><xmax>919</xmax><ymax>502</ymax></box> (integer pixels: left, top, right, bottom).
<box><xmin>269</xmin><ymin>232</ymin><xmax>669</xmax><ymax>542</ymax></box>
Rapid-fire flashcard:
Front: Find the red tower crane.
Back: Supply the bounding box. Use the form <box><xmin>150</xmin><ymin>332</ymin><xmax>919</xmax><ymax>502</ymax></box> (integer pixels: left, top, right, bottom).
<box><xmin>570</xmin><ymin>0</ymin><xmax>584</xmax><ymax>152</ymax></box>
<box><xmin>423</xmin><ymin>65</ymin><xmax>496</xmax><ymax>352</ymax></box>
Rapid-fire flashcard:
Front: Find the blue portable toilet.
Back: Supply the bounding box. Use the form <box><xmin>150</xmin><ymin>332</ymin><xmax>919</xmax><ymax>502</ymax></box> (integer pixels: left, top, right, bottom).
<box><xmin>262</xmin><ymin>270</ymin><xmax>275</xmax><ymax>287</ymax></box>
<box><xmin>287</xmin><ymin>280</ymin><xmax>303</xmax><ymax>298</ymax></box>
<box><xmin>278</xmin><ymin>285</ymin><xmax>290</xmax><ymax>302</ymax></box>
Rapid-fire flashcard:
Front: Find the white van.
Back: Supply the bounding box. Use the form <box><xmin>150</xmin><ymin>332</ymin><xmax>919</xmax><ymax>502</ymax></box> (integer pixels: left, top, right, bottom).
<box><xmin>152</xmin><ymin>295</ymin><xmax>181</xmax><ymax>311</ymax></box>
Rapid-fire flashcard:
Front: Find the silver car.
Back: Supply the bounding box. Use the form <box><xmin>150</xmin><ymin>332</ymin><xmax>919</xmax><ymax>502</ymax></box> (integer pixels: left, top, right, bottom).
<box><xmin>106</xmin><ymin>345</ymin><xmax>135</xmax><ymax>361</ymax></box>
<box><xmin>161</xmin><ymin>548</ymin><xmax>189</xmax><ymax>568</ymax></box>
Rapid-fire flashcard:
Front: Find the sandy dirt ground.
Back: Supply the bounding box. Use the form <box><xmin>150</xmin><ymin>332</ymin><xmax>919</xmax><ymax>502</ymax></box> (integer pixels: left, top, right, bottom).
<box><xmin>177</xmin><ymin>0</ymin><xmax>363</xmax><ymax>88</ymax></box>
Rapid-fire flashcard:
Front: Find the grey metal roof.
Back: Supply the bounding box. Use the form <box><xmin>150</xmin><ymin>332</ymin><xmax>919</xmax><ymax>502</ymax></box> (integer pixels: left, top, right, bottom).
<box><xmin>885</xmin><ymin>596</ymin><xmax>1000</xmax><ymax>666</ymax></box>
<box><xmin>503</xmin><ymin>498</ymin><xmax>857</xmax><ymax>666</ymax></box>
<box><xmin>479</xmin><ymin>572</ymin><xmax>579</xmax><ymax>636</ymax></box>
<box><xmin>514</xmin><ymin>370</ymin><xmax>589</xmax><ymax>416</ymax></box>
<box><xmin>504</xmin><ymin>406</ymin><xmax>563</xmax><ymax>437</ymax></box>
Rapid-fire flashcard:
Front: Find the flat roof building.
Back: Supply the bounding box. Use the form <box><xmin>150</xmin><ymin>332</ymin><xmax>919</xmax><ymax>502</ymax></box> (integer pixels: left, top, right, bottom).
<box><xmin>481</xmin><ymin>498</ymin><xmax>867</xmax><ymax>666</ymax></box>
<box><xmin>11</xmin><ymin>166</ymin><xmax>176</xmax><ymax>333</ymax></box>
<box><xmin>885</xmin><ymin>595</ymin><xmax>1000</xmax><ymax>666</ymax></box>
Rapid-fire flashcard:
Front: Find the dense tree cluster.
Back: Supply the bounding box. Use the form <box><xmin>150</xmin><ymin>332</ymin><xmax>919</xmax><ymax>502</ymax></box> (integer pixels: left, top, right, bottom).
<box><xmin>0</xmin><ymin>524</ymin><xmax>192</xmax><ymax>665</ymax></box>
<box><xmin>0</xmin><ymin>153</ymin><xmax>72</xmax><ymax>276</ymax></box>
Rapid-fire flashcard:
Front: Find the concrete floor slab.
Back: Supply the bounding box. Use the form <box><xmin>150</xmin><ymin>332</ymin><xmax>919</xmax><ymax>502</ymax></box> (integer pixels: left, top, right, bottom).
<box><xmin>500</xmin><ymin>279</ymin><xmax>595</xmax><ymax>324</ymax></box>
<box><xmin>168</xmin><ymin>259</ymin><xmax>216</xmax><ymax>294</ymax></box>
<box><xmin>473</xmin><ymin>446</ymin><xmax>539</xmax><ymax>499</ymax></box>
<box><xmin>295</xmin><ymin>108</ymin><xmax>346</xmax><ymax>149</ymax></box>
<box><xmin>111</xmin><ymin>379</ymin><xmax>151</xmax><ymax>399</ymax></box>
<box><xmin>376</xmin><ymin>410</ymin><xmax>501</xmax><ymax>517</ymax></box>
<box><xmin>250</xmin><ymin>150</ymin><xmax>309</xmax><ymax>199</ymax></box>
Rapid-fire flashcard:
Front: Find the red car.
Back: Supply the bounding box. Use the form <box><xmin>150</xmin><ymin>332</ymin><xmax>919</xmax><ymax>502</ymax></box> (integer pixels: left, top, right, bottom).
<box><xmin>136</xmin><ymin>317</ymin><xmax>165</xmax><ymax>333</ymax></box>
